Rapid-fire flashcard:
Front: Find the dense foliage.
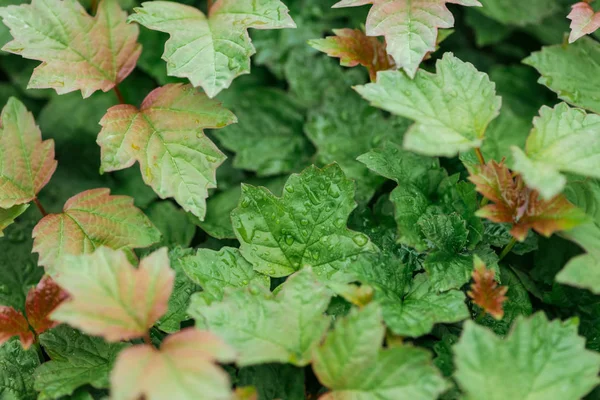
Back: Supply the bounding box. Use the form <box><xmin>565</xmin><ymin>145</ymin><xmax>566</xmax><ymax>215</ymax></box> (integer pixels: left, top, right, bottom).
<box><xmin>1</xmin><ymin>0</ymin><xmax>600</xmax><ymax>399</ymax></box>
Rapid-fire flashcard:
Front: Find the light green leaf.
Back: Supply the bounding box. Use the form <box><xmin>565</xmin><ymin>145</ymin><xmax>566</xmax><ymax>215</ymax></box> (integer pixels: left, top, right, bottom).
<box><xmin>354</xmin><ymin>53</ymin><xmax>501</xmax><ymax>157</ymax></box>
<box><xmin>313</xmin><ymin>303</ymin><xmax>448</xmax><ymax>400</ymax></box>
<box><xmin>34</xmin><ymin>326</ymin><xmax>129</xmax><ymax>399</ymax></box>
<box><xmin>476</xmin><ymin>0</ymin><xmax>559</xmax><ymax>26</ymax></box>
<box><xmin>524</xmin><ymin>36</ymin><xmax>600</xmax><ymax>114</ymax></box>
<box><xmin>190</xmin><ymin>268</ymin><xmax>332</xmax><ymax>367</ymax></box>
<box><xmin>557</xmin><ymin>223</ymin><xmax>600</xmax><ymax>294</ymax></box>
<box><xmin>231</xmin><ymin>164</ymin><xmax>377</xmax><ymax>279</ymax></box>
<box><xmin>0</xmin><ymin>204</ymin><xmax>28</xmax><ymax>237</ymax></box>
<box><xmin>454</xmin><ymin>313</ymin><xmax>600</xmax><ymax>400</ymax></box>
<box><xmin>128</xmin><ymin>0</ymin><xmax>296</xmax><ymax>98</ymax></box>
<box><xmin>0</xmin><ymin>339</ymin><xmax>39</xmax><ymax>400</ymax></box>
<box><xmin>511</xmin><ymin>103</ymin><xmax>600</xmax><ymax>199</ymax></box>
<box><xmin>182</xmin><ymin>247</ymin><xmax>270</xmax><ymax>305</ymax></box>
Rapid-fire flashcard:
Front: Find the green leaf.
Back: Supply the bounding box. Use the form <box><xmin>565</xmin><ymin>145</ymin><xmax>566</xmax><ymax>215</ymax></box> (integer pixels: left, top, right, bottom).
<box><xmin>354</xmin><ymin>53</ymin><xmax>501</xmax><ymax>157</ymax></box>
<box><xmin>464</xmin><ymin>9</ymin><xmax>513</xmax><ymax>47</ymax></box>
<box><xmin>237</xmin><ymin>364</ymin><xmax>305</xmax><ymax>400</ymax></box>
<box><xmin>524</xmin><ymin>36</ymin><xmax>600</xmax><ymax>114</ymax></box>
<box><xmin>190</xmin><ymin>268</ymin><xmax>332</xmax><ymax>367</ymax></box>
<box><xmin>511</xmin><ymin>103</ymin><xmax>600</xmax><ymax>199</ymax></box>
<box><xmin>34</xmin><ymin>326</ymin><xmax>129</xmax><ymax>399</ymax></box>
<box><xmin>454</xmin><ymin>313</ymin><xmax>600</xmax><ymax>400</ymax></box>
<box><xmin>0</xmin><ymin>204</ymin><xmax>28</xmax><ymax>237</ymax></box>
<box><xmin>306</xmin><ymin>95</ymin><xmax>410</xmax><ymax>203</ymax></box>
<box><xmin>128</xmin><ymin>0</ymin><xmax>296</xmax><ymax>97</ymax></box>
<box><xmin>556</xmin><ymin>222</ymin><xmax>600</xmax><ymax>294</ymax></box>
<box><xmin>181</xmin><ymin>247</ymin><xmax>270</xmax><ymax>305</ymax></box>
<box><xmin>155</xmin><ymin>247</ymin><xmax>201</xmax><ymax>333</ymax></box>
<box><xmin>215</xmin><ymin>88</ymin><xmax>311</xmax><ymax>176</ymax></box>
<box><xmin>476</xmin><ymin>0</ymin><xmax>559</xmax><ymax>25</ymax></box>
<box><xmin>313</xmin><ymin>303</ymin><xmax>448</xmax><ymax>400</ymax></box>
<box><xmin>0</xmin><ymin>339</ymin><xmax>39</xmax><ymax>400</ymax></box>
<box><xmin>144</xmin><ymin>201</ymin><xmax>195</xmax><ymax>250</ymax></box>
<box><xmin>231</xmin><ymin>164</ymin><xmax>377</xmax><ymax>279</ymax></box>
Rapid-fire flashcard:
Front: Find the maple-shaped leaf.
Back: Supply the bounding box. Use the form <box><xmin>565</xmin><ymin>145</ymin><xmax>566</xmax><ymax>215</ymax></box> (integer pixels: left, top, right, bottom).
<box><xmin>313</xmin><ymin>303</ymin><xmax>447</xmax><ymax>400</ymax></box>
<box><xmin>32</xmin><ymin>188</ymin><xmax>160</xmax><ymax>271</ymax></box>
<box><xmin>0</xmin><ymin>0</ymin><xmax>140</xmax><ymax>98</ymax></box>
<box><xmin>111</xmin><ymin>328</ymin><xmax>236</xmax><ymax>400</ymax></box>
<box><xmin>469</xmin><ymin>160</ymin><xmax>588</xmax><ymax>241</ymax></box>
<box><xmin>355</xmin><ymin>53</ymin><xmax>501</xmax><ymax>157</ymax></box>
<box><xmin>98</xmin><ymin>83</ymin><xmax>236</xmax><ymax>220</ymax></box>
<box><xmin>231</xmin><ymin>164</ymin><xmax>377</xmax><ymax>279</ymax></box>
<box><xmin>308</xmin><ymin>28</ymin><xmax>394</xmax><ymax>81</ymax></box>
<box><xmin>467</xmin><ymin>256</ymin><xmax>507</xmax><ymax>320</ymax></box>
<box><xmin>332</xmin><ymin>0</ymin><xmax>481</xmax><ymax>78</ymax></box>
<box><xmin>51</xmin><ymin>247</ymin><xmax>174</xmax><ymax>341</ymax></box>
<box><xmin>454</xmin><ymin>313</ymin><xmax>600</xmax><ymax>400</ymax></box>
<box><xmin>128</xmin><ymin>0</ymin><xmax>296</xmax><ymax>98</ymax></box>
<box><xmin>190</xmin><ymin>268</ymin><xmax>332</xmax><ymax>366</ymax></box>
<box><xmin>0</xmin><ymin>204</ymin><xmax>29</xmax><ymax>237</ymax></box>
<box><xmin>0</xmin><ymin>276</ymin><xmax>68</xmax><ymax>349</ymax></box>
<box><xmin>0</xmin><ymin>98</ymin><xmax>56</xmax><ymax>208</ymax></box>
<box><xmin>568</xmin><ymin>2</ymin><xmax>600</xmax><ymax>43</ymax></box>
<box><xmin>511</xmin><ymin>103</ymin><xmax>600</xmax><ymax>199</ymax></box>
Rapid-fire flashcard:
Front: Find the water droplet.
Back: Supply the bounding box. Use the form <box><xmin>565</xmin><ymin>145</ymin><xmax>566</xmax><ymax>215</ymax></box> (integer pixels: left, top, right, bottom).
<box><xmin>285</xmin><ymin>185</ymin><xmax>294</xmax><ymax>193</ymax></box>
<box><xmin>241</xmin><ymin>197</ymin><xmax>250</xmax><ymax>208</ymax></box>
<box><xmin>285</xmin><ymin>235</ymin><xmax>294</xmax><ymax>245</ymax></box>
<box><xmin>300</xmin><ymin>218</ymin><xmax>309</xmax><ymax>226</ymax></box>
<box><xmin>242</xmin><ymin>280</ymin><xmax>248</xmax><ymax>285</ymax></box>
<box><xmin>301</xmin><ymin>229</ymin><xmax>308</xmax><ymax>236</ymax></box>
<box><xmin>352</xmin><ymin>234</ymin><xmax>368</xmax><ymax>246</ymax></box>
<box><xmin>334</xmin><ymin>218</ymin><xmax>344</xmax><ymax>228</ymax></box>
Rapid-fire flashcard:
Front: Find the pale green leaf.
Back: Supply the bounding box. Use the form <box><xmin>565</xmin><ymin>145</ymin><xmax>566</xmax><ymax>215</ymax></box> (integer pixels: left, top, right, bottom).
<box><xmin>0</xmin><ymin>204</ymin><xmax>28</xmax><ymax>237</ymax></box>
<box><xmin>190</xmin><ymin>268</ymin><xmax>332</xmax><ymax>366</ymax></box>
<box><xmin>129</xmin><ymin>0</ymin><xmax>296</xmax><ymax>97</ymax></box>
<box><xmin>231</xmin><ymin>164</ymin><xmax>377</xmax><ymax>279</ymax></box>
<box><xmin>454</xmin><ymin>313</ymin><xmax>600</xmax><ymax>400</ymax></box>
<box><xmin>354</xmin><ymin>53</ymin><xmax>501</xmax><ymax>157</ymax></box>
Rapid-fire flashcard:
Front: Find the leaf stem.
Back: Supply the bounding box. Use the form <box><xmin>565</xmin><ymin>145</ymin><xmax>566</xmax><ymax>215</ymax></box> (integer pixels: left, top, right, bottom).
<box><xmin>143</xmin><ymin>332</ymin><xmax>152</xmax><ymax>346</ymax></box>
<box><xmin>113</xmin><ymin>85</ymin><xmax>126</xmax><ymax>104</ymax></box>
<box><xmin>32</xmin><ymin>340</ymin><xmax>45</xmax><ymax>363</ymax></box>
<box><xmin>207</xmin><ymin>0</ymin><xmax>213</xmax><ymax>13</ymax></box>
<box><xmin>474</xmin><ymin>148</ymin><xmax>486</xmax><ymax>166</ymax></box>
<box><xmin>90</xmin><ymin>0</ymin><xmax>98</xmax><ymax>14</ymax></box>
<box><xmin>498</xmin><ymin>237</ymin><xmax>517</xmax><ymax>261</ymax></box>
<box><xmin>33</xmin><ymin>198</ymin><xmax>48</xmax><ymax>217</ymax></box>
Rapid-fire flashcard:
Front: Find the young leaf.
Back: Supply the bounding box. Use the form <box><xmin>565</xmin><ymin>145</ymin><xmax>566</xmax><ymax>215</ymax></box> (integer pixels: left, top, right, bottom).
<box><xmin>190</xmin><ymin>268</ymin><xmax>332</xmax><ymax>366</ymax></box>
<box><xmin>231</xmin><ymin>164</ymin><xmax>376</xmax><ymax>279</ymax></box>
<box><xmin>0</xmin><ymin>275</ymin><xmax>67</xmax><ymax>349</ymax></box>
<box><xmin>308</xmin><ymin>28</ymin><xmax>394</xmax><ymax>81</ymax></box>
<box><xmin>0</xmin><ymin>204</ymin><xmax>29</xmax><ymax>237</ymax></box>
<box><xmin>568</xmin><ymin>2</ymin><xmax>600</xmax><ymax>43</ymax></box>
<box><xmin>111</xmin><ymin>328</ymin><xmax>236</xmax><ymax>400</ymax></box>
<box><xmin>511</xmin><ymin>103</ymin><xmax>600</xmax><ymax>199</ymax></box>
<box><xmin>32</xmin><ymin>189</ymin><xmax>160</xmax><ymax>271</ymax></box>
<box><xmin>454</xmin><ymin>313</ymin><xmax>600</xmax><ymax>400</ymax></box>
<box><xmin>331</xmin><ymin>0</ymin><xmax>481</xmax><ymax>78</ymax></box>
<box><xmin>51</xmin><ymin>247</ymin><xmax>174</xmax><ymax>342</ymax></box>
<box><xmin>128</xmin><ymin>0</ymin><xmax>296</xmax><ymax>97</ymax></box>
<box><xmin>0</xmin><ymin>0</ymin><xmax>141</xmax><ymax>97</ymax></box>
<box><xmin>34</xmin><ymin>326</ymin><xmax>129</xmax><ymax>399</ymax></box>
<box><xmin>97</xmin><ymin>83</ymin><xmax>236</xmax><ymax>220</ymax></box>
<box><xmin>469</xmin><ymin>160</ymin><xmax>588</xmax><ymax>241</ymax></box>
<box><xmin>467</xmin><ymin>256</ymin><xmax>507</xmax><ymax>320</ymax></box>
<box><xmin>0</xmin><ymin>97</ymin><xmax>56</xmax><ymax>208</ymax></box>
<box><xmin>313</xmin><ymin>303</ymin><xmax>447</xmax><ymax>400</ymax></box>
<box><xmin>355</xmin><ymin>53</ymin><xmax>501</xmax><ymax>156</ymax></box>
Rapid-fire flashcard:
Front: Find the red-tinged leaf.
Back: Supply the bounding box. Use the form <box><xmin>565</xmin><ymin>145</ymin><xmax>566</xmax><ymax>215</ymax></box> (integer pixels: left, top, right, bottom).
<box><xmin>568</xmin><ymin>2</ymin><xmax>600</xmax><ymax>43</ymax></box>
<box><xmin>0</xmin><ymin>98</ymin><xmax>56</xmax><ymax>208</ymax></box>
<box><xmin>309</xmin><ymin>28</ymin><xmax>394</xmax><ymax>81</ymax></box>
<box><xmin>97</xmin><ymin>83</ymin><xmax>236</xmax><ymax>220</ymax></box>
<box><xmin>469</xmin><ymin>161</ymin><xmax>589</xmax><ymax>241</ymax></box>
<box><xmin>0</xmin><ymin>307</ymin><xmax>34</xmax><ymax>349</ymax></box>
<box><xmin>0</xmin><ymin>0</ymin><xmax>141</xmax><ymax>98</ymax></box>
<box><xmin>32</xmin><ymin>188</ymin><xmax>160</xmax><ymax>272</ymax></box>
<box><xmin>25</xmin><ymin>276</ymin><xmax>68</xmax><ymax>335</ymax></box>
<box><xmin>51</xmin><ymin>247</ymin><xmax>174</xmax><ymax>342</ymax></box>
<box><xmin>467</xmin><ymin>256</ymin><xmax>508</xmax><ymax>320</ymax></box>
<box><xmin>111</xmin><ymin>328</ymin><xmax>236</xmax><ymax>400</ymax></box>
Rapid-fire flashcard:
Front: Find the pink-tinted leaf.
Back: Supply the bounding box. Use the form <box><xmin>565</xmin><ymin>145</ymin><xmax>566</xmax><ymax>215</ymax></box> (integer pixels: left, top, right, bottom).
<box><xmin>111</xmin><ymin>328</ymin><xmax>236</xmax><ymax>400</ymax></box>
<box><xmin>51</xmin><ymin>247</ymin><xmax>174</xmax><ymax>342</ymax></box>
<box><xmin>332</xmin><ymin>0</ymin><xmax>481</xmax><ymax>77</ymax></box>
<box><xmin>98</xmin><ymin>83</ymin><xmax>236</xmax><ymax>220</ymax></box>
<box><xmin>0</xmin><ymin>306</ymin><xmax>33</xmax><ymax>349</ymax></box>
<box><xmin>0</xmin><ymin>98</ymin><xmax>56</xmax><ymax>208</ymax></box>
<box><xmin>309</xmin><ymin>28</ymin><xmax>394</xmax><ymax>81</ymax></box>
<box><xmin>32</xmin><ymin>188</ymin><xmax>160</xmax><ymax>271</ymax></box>
<box><xmin>467</xmin><ymin>256</ymin><xmax>508</xmax><ymax>320</ymax></box>
<box><xmin>25</xmin><ymin>276</ymin><xmax>68</xmax><ymax>335</ymax></box>
<box><xmin>0</xmin><ymin>0</ymin><xmax>141</xmax><ymax>98</ymax></box>
<box><xmin>568</xmin><ymin>1</ymin><xmax>600</xmax><ymax>43</ymax></box>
